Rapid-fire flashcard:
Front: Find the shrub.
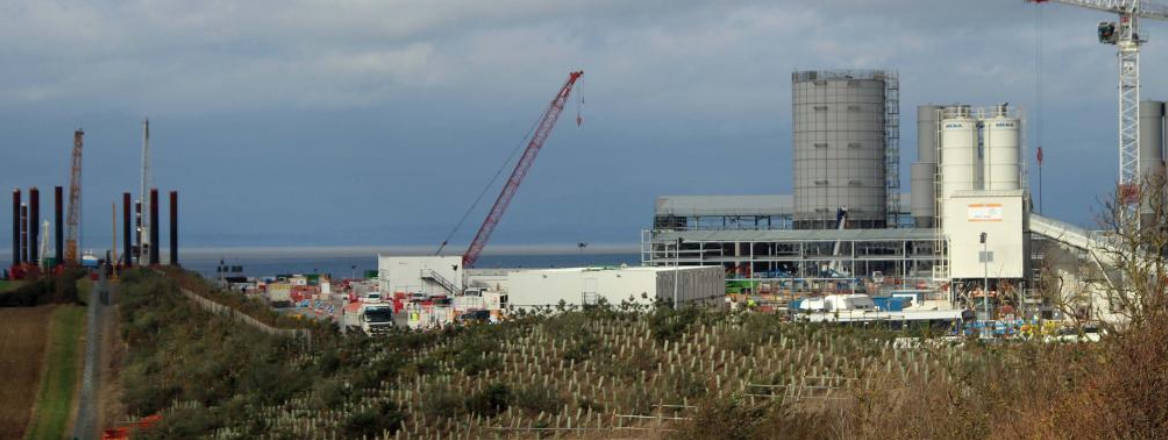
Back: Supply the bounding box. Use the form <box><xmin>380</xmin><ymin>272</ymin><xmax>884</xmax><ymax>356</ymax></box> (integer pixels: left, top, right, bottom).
<box><xmin>513</xmin><ymin>384</ymin><xmax>563</xmax><ymax>416</ymax></box>
<box><xmin>339</xmin><ymin>400</ymin><xmax>404</xmax><ymax>438</ymax></box>
<box><xmin>467</xmin><ymin>383</ymin><xmax>511</xmax><ymax>418</ymax></box>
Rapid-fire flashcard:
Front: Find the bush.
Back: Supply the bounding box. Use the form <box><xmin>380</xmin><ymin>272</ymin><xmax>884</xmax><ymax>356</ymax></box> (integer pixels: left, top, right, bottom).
<box><xmin>342</xmin><ymin>401</ymin><xmax>404</xmax><ymax>438</ymax></box>
<box><xmin>421</xmin><ymin>386</ymin><xmax>465</xmax><ymax>419</ymax></box>
<box><xmin>0</xmin><ymin>270</ymin><xmax>84</xmax><ymax>306</ymax></box>
<box><xmin>466</xmin><ymin>383</ymin><xmax>511</xmax><ymax>418</ymax></box>
<box><xmin>512</xmin><ymin>384</ymin><xmax>563</xmax><ymax>416</ymax></box>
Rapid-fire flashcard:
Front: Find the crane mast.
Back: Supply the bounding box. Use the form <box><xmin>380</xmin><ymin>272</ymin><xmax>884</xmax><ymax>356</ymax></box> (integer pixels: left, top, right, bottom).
<box><xmin>140</xmin><ymin>118</ymin><xmax>151</xmax><ymax>264</ymax></box>
<box><xmin>1031</xmin><ymin>0</ymin><xmax>1168</xmax><ymax>211</ymax></box>
<box><xmin>65</xmin><ymin>130</ymin><xmax>83</xmax><ymax>264</ymax></box>
<box><xmin>462</xmin><ymin>71</ymin><xmax>583</xmax><ymax>267</ymax></box>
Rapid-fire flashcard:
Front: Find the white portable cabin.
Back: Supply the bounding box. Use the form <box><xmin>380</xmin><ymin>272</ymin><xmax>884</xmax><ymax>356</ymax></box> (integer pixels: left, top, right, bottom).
<box><xmin>505</xmin><ymin>266</ymin><xmax>724</xmax><ymax>312</ymax></box>
<box><xmin>377</xmin><ymin>255</ymin><xmax>464</xmax><ymax>295</ymax></box>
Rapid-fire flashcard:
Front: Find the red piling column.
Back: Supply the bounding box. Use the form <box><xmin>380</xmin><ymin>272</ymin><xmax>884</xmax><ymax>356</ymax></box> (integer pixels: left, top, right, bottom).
<box><xmin>11</xmin><ymin>189</ymin><xmax>19</xmax><ymax>267</ymax></box>
<box><xmin>149</xmin><ymin>189</ymin><xmax>159</xmax><ymax>265</ymax></box>
<box><xmin>123</xmin><ymin>193</ymin><xmax>132</xmax><ymax>267</ymax></box>
<box><xmin>28</xmin><ymin>188</ymin><xmax>38</xmax><ymax>264</ymax></box>
<box><xmin>54</xmin><ymin>186</ymin><xmax>63</xmax><ymax>266</ymax></box>
<box><xmin>169</xmin><ymin>191</ymin><xmax>178</xmax><ymax>266</ymax></box>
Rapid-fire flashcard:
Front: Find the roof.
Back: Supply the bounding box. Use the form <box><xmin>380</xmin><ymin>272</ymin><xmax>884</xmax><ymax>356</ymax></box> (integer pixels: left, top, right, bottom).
<box><xmin>655</xmin><ymin>193</ymin><xmax>912</xmax><ymax>217</ymax></box>
<box><xmin>656</xmin><ymin>195</ymin><xmax>792</xmax><ymax>217</ymax></box>
<box><xmin>516</xmin><ymin>266</ymin><xmax>716</xmax><ymax>274</ymax></box>
<box><xmin>653</xmin><ymin>227</ymin><xmax>939</xmax><ymax>243</ymax></box>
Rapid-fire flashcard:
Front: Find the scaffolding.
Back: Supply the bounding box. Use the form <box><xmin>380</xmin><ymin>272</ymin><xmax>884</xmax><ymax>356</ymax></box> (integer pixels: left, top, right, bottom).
<box><xmin>884</xmin><ymin>71</ymin><xmax>901</xmax><ymax>229</ymax></box>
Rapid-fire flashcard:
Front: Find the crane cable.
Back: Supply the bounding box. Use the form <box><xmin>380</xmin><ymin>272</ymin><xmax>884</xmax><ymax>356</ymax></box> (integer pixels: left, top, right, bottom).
<box><xmin>434</xmin><ymin>106</ymin><xmax>547</xmax><ymax>256</ymax></box>
<box><xmin>1035</xmin><ymin>4</ymin><xmax>1044</xmax><ymax>213</ymax></box>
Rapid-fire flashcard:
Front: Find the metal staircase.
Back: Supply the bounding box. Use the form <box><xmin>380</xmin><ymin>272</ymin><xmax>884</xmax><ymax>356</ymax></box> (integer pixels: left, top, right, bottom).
<box><xmin>420</xmin><ymin>269</ymin><xmax>458</xmax><ymax>294</ymax></box>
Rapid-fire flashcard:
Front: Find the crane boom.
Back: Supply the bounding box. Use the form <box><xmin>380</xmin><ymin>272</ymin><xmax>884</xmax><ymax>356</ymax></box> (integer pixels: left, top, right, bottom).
<box><xmin>462</xmin><ymin>71</ymin><xmax>583</xmax><ymax>267</ymax></box>
<box><xmin>1034</xmin><ymin>0</ymin><xmax>1168</xmax><ymax>18</ymax></box>
<box><xmin>65</xmin><ymin>130</ymin><xmax>83</xmax><ymax>264</ymax></box>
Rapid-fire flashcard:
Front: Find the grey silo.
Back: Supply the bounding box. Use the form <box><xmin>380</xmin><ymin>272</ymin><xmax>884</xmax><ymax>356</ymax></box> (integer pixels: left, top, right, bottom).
<box><xmin>1139</xmin><ymin>100</ymin><xmax>1165</xmax><ymax>219</ymax></box>
<box><xmin>911</xmin><ymin>105</ymin><xmax>941</xmax><ymax>227</ymax></box>
<box><xmin>1139</xmin><ymin>100</ymin><xmax>1165</xmax><ymax>185</ymax></box>
<box><xmin>791</xmin><ymin>70</ymin><xmax>889</xmax><ymax>229</ymax></box>
<box><xmin>916</xmin><ymin>105</ymin><xmax>940</xmax><ymax>163</ymax></box>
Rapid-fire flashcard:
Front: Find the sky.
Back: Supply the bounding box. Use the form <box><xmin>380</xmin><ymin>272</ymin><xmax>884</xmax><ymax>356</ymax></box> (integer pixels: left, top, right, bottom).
<box><xmin>1</xmin><ymin>0</ymin><xmax>1165</xmax><ymax>253</ymax></box>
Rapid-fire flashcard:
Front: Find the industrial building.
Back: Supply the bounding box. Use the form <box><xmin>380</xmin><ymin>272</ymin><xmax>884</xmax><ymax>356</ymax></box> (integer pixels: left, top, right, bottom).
<box><xmin>641</xmin><ymin>69</ymin><xmax>1153</xmax><ymax>320</ymax></box>
<box><xmin>505</xmin><ymin>265</ymin><xmax>724</xmax><ymax>311</ymax></box>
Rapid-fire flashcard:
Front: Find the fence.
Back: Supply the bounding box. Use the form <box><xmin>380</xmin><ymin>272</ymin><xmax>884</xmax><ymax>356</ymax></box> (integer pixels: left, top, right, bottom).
<box><xmin>179</xmin><ymin>287</ymin><xmax>312</xmax><ymax>346</ymax></box>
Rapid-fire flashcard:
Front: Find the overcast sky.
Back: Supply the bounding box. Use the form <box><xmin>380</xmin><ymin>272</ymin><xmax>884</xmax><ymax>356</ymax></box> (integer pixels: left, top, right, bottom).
<box><xmin>1</xmin><ymin>0</ymin><xmax>1165</xmax><ymax>252</ymax></box>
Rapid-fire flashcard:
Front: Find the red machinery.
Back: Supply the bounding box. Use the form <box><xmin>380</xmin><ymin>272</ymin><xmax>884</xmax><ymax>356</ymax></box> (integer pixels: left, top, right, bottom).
<box><xmin>65</xmin><ymin>130</ymin><xmax>83</xmax><ymax>265</ymax></box>
<box><xmin>439</xmin><ymin>71</ymin><xmax>583</xmax><ymax>268</ymax></box>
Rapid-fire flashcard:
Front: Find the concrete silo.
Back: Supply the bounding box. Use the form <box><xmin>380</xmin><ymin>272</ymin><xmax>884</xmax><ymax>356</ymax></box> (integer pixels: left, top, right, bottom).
<box><xmin>911</xmin><ymin>105</ymin><xmax>941</xmax><ymax>227</ymax></box>
<box><xmin>791</xmin><ymin>70</ymin><xmax>893</xmax><ymax>229</ymax></box>
<box><xmin>940</xmin><ymin>105</ymin><xmax>979</xmax><ymax>199</ymax></box>
<box><xmin>1139</xmin><ymin>100</ymin><xmax>1165</xmax><ymax>221</ymax></box>
<box><xmin>983</xmin><ymin>105</ymin><xmax>1021</xmax><ymax>191</ymax></box>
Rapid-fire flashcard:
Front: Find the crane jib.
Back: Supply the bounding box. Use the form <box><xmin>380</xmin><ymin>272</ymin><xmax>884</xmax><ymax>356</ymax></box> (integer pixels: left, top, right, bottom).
<box><xmin>462</xmin><ymin>71</ymin><xmax>583</xmax><ymax>268</ymax></box>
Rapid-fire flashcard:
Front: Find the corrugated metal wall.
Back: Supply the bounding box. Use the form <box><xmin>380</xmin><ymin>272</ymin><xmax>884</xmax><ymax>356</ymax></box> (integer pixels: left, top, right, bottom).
<box><xmin>792</xmin><ymin>71</ymin><xmax>888</xmax><ymax>229</ymax></box>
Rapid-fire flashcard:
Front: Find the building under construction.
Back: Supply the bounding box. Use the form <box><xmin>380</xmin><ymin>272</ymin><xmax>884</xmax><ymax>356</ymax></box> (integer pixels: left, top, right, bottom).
<box><xmin>641</xmin><ymin>69</ymin><xmax>1160</xmax><ymax>320</ymax></box>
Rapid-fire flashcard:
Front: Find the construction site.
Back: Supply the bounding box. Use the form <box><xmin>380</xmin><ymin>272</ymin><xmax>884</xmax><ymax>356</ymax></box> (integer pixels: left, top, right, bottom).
<box><xmin>370</xmin><ymin>0</ymin><xmax>1168</xmax><ymax>332</ymax></box>
<box><xmin>11</xmin><ymin>1</ymin><xmax>1168</xmax><ymax>439</ymax></box>
<box><xmin>7</xmin><ymin>119</ymin><xmax>182</xmax><ymax>279</ymax></box>
<box><xmin>4</xmin><ymin>2</ymin><xmax>1167</xmax><ymax>333</ymax></box>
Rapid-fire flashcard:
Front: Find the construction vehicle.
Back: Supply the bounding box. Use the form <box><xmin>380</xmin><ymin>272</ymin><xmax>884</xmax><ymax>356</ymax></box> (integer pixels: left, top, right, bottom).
<box><xmin>342</xmin><ymin>302</ymin><xmax>395</xmax><ymax>335</ymax></box>
<box><xmin>437</xmin><ymin>71</ymin><xmax>584</xmax><ymax>268</ymax></box>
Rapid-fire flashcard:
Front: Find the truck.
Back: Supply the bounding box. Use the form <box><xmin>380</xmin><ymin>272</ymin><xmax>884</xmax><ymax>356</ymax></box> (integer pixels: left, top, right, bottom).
<box><xmin>790</xmin><ymin>294</ymin><xmax>973</xmax><ymax>329</ymax></box>
<box><xmin>342</xmin><ymin>303</ymin><xmax>395</xmax><ymax>335</ymax></box>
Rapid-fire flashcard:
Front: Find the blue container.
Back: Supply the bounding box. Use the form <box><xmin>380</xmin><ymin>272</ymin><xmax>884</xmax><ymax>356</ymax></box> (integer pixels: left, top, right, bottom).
<box><xmin>871</xmin><ymin>296</ymin><xmax>911</xmax><ymax>312</ymax></box>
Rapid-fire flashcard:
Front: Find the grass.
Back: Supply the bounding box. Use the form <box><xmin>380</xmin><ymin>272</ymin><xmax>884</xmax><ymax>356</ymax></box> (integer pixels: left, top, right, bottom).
<box><xmin>0</xmin><ymin>279</ymin><xmax>25</xmax><ymax>293</ymax></box>
<box><xmin>76</xmin><ymin>277</ymin><xmax>93</xmax><ymax>298</ymax></box>
<box><xmin>24</xmin><ymin>305</ymin><xmax>85</xmax><ymax>440</ymax></box>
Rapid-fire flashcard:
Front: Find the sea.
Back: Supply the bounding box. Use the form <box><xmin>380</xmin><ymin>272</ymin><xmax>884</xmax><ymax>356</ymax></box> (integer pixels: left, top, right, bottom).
<box><xmin>180</xmin><ymin>249</ymin><xmax>642</xmax><ymax>279</ymax></box>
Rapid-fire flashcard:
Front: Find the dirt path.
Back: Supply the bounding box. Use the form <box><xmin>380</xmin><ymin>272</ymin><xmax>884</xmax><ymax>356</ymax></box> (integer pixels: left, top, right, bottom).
<box><xmin>0</xmin><ymin>306</ymin><xmax>54</xmax><ymax>440</ymax></box>
<box><xmin>72</xmin><ymin>271</ymin><xmax>109</xmax><ymax>439</ymax></box>
<box><xmin>98</xmin><ymin>285</ymin><xmax>124</xmax><ymax>431</ymax></box>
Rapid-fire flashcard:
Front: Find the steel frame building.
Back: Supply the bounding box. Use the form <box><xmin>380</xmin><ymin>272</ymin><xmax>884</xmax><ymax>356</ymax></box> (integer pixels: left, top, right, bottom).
<box><xmin>643</xmin><ymin>195</ymin><xmax>946</xmax><ymax>294</ymax></box>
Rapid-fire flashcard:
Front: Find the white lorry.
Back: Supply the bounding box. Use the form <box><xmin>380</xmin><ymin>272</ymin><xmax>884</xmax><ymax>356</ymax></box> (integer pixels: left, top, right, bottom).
<box><xmin>342</xmin><ymin>303</ymin><xmax>395</xmax><ymax>335</ymax></box>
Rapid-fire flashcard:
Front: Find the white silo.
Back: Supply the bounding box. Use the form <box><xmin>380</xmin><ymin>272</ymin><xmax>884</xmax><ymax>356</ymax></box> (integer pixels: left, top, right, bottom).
<box><xmin>982</xmin><ymin>105</ymin><xmax>1021</xmax><ymax>191</ymax></box>
<box><xmin>940</xmin><ymin>110</ymin><xmax>979</xmax><ymax>199</ymax></box>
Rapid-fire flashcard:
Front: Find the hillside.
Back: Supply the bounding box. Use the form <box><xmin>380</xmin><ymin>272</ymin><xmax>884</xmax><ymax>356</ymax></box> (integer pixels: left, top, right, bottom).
<box><xmin>114</xmin><ymin>269</ymin><xmax>1168</xmax><ymax>439</ymax></box>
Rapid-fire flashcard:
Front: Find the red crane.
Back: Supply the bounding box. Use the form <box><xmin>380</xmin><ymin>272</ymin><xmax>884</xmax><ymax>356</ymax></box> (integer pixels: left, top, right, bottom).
<box><xmin>65</xmin><ymin>130</ymin><xmax>83</xmax><ymax>265</ymax></box>
<box><xmin>460</xmin><ymin>71</ymin><xmax>583</xmax><ymax>267</ymax></box>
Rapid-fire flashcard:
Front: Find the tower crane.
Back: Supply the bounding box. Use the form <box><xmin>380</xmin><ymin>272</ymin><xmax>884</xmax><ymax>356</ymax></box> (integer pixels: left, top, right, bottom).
<box><xmin>65</xmin><ymin>130</ymin><xmax>83</xmax><ymax>265</ymax></box>
<box><xmin>1031</xmin><ymin>0</ymin><xmax>1168</xmax><ymax>206</ymax></box>
<box><xmin>439</xmin><ymin>71</ymin><xmax>583</xmax><ymax>268</ymax></box>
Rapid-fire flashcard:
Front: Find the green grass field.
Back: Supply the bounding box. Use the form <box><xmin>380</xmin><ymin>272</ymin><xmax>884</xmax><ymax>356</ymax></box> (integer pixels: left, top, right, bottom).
<box><xmin>76</xmin><ymin>278</ymin><xmax>93</xmax><ymax>298</ymax></box>
<box><xmin>0</xmin><ymin>279</ymin><xmax>25</xmax><ymax>293</ymax></box>
<box><xmin>24</xmin><ymin>305</ymin><xmax>85</xmax><ymax>440</ymax></box>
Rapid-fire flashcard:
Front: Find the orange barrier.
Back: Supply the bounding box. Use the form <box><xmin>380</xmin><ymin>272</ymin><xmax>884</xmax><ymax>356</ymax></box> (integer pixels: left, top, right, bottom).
<box><xmin>101</xmin><ymin>414</ymin><xmax>162</xmax><ymax>439</ymax></box>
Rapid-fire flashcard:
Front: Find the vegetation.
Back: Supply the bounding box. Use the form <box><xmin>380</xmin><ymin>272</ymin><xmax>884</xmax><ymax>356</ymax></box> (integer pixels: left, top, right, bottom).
<box><xmin>0</xmin><ymin>270</ymin><xmax>84</xmax><ymax>307</ymax></box>
<box><xmin>160</xmin><ymin>267</ymin><xmax>321</xmax><ymax>330</ymax></box>
<box><xmin>24</xmin><ymin>305</ymin><xmax>85</xmax><ymax>440</ymax></box>
<box><xmin>112</xmin><ymin>264</ymin><xmax>1168</xmax><ymax>439</ymax></box>
<box><xmin>0</xmin><ymin>279</ymin><xmax>25</xmax><ymax>293</ymax></box>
